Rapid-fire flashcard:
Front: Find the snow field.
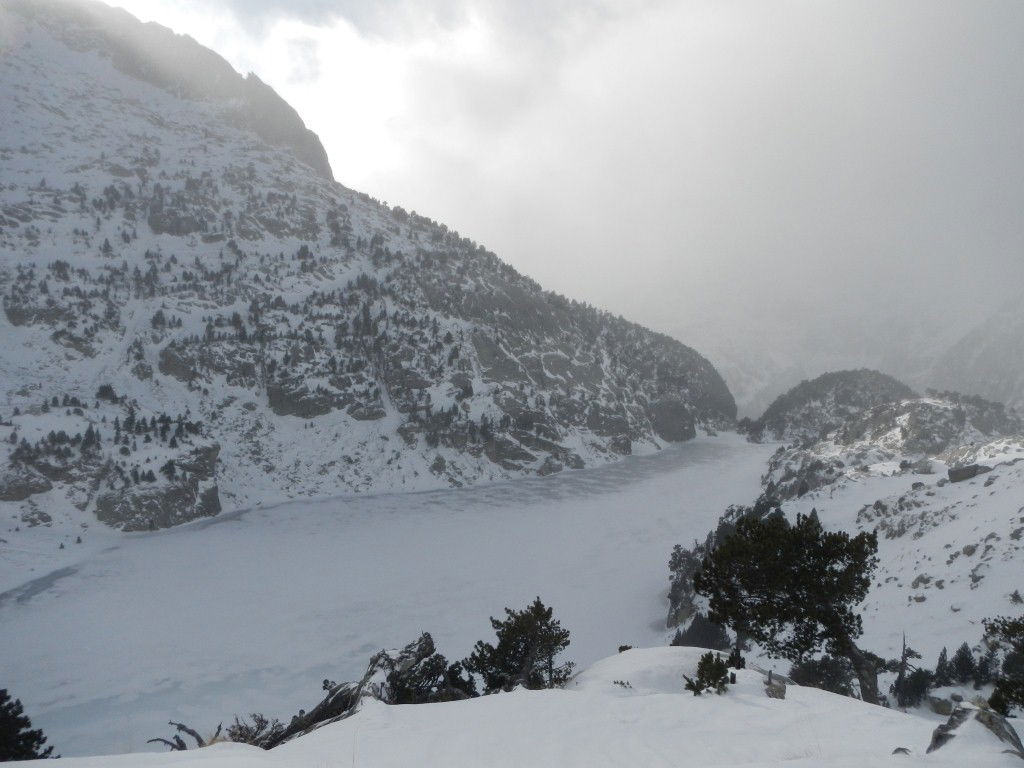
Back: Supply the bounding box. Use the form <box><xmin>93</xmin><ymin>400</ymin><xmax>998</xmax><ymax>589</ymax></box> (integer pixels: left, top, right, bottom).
<box><xmin>21</xmin><ymin>646</ymin><xmax>1018</xmax><ymax>767</ymax></box>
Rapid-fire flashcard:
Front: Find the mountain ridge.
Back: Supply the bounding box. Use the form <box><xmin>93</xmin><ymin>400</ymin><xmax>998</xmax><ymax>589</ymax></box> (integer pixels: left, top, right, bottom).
<box><xmin>0</xmin><ymin>0</ymin><xmax>734</xmax><ymax>532</ymax></box>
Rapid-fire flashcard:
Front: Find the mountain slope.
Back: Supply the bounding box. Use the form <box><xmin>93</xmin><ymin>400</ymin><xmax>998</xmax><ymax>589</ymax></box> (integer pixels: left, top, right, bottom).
<box><xmin>668</xmin><ymin>388</ymin><xmax>1024</xmax><ymax>678</ymax></box>
<box><xmin>752</xmin><ymin>368</ymin><xmax>916</xmax><ymax>443</ymax></box>
<box><xmin>7</xmin><ymin>0</ymin><xmax>333</xmax><ymax>180</ymax></box>
<box><xmin>0</xmin><ymin>0</ymin><xmax>735</xmax><ymax>533</ymax></box>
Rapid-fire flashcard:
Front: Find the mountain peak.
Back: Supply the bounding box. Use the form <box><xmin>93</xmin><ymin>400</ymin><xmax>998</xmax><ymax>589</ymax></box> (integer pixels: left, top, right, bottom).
<box><xmin>5</xmin><ymin>0</ymin><xmax>334</xmax><ymax>180</ymax></box>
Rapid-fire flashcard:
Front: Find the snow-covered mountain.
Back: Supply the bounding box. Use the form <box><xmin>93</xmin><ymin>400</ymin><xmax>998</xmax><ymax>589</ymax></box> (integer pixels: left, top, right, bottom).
<box><xmin>750</xmin><ymin>368</ymin><xmax>917</xmax><ymax>443</ymax></box>
<box><xmin>3</xmin><ymin>3</ymin><xmax>1023</xmax><ymax>765</ymax></box>
<box><xmin>0</xmin><ymin>0</ymin><xmax>734</xmax><ymax>533</ymax></box>
<box><xmin>669</xmin><ymin>383</ymin><xmax>1024</xmax><ymax>674</ymax></box>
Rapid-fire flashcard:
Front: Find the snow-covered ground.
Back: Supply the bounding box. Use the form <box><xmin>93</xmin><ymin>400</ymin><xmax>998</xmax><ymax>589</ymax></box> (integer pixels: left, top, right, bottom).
<box><xmin>0</xmin><ymin>433</ymin><xmax>773</xmax><ymax>757</ymax></box>
<box><xmin>18</xmin><ymin>646</ymin><xmax>1018</xmax><ymax>767</ymax></box>
<box><xmin>770</xmin><ymin>440</ymin><xmax>1024</xmax><ymax>665</ymax></box>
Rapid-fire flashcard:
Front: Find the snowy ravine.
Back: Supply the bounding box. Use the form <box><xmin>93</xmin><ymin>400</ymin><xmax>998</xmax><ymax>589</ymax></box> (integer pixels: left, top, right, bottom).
<box><xmin>17</xmin><ymin>647</ymin><xmax>1021</xmax><ymax>767</ymax></box>
<box><xmin>0</xmin><ymin>434</ymin><xmax>773</xmax><ymax>757</ymax></box>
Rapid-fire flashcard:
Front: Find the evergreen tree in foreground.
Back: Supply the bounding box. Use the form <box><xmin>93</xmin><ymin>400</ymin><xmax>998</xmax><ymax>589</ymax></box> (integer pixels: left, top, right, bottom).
<box><xmin>984</xmin><ymin>614</ymin><xmax>1024</xmax><ymax>715</ymax></box>
<box><xmin>951</xmin><ymin>642</ymin><xmax>977</xmax><ymax>685</ymax></box>
<box><xmin>464</xmin><ymin>597</ymin><xmax>574</xmax><ymax>693</ymax></box>
<box><xmin>693</xmin><ymin>512</ymin><xmax>883</xmax><ymax>704</ymax></box>
<box><xmin>684</xmin><ymin>651</ymin><xmax>730</xmax><ymax>696</ymax></box>
<box><xmin>933</xmin><ymin>647</ymin><xmax>952</xmax><ymax>687</ymax></box>
<box><xmin>0</xmin><ymin>688</ymin><xmax>55</xmax><ymax>760</ymax></box>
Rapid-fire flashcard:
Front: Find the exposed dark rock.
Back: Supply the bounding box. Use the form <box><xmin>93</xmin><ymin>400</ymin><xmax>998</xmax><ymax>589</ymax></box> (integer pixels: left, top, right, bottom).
<box><xmin>347</xmin><ymin>403</ymin><xmax>387</xmax><ymax>421</ymax></box>
<box><xmin>484</xmin><ymin>436</ymin><xmax>536</xmax><ymax>470</ymax></box>
<box><xmin>764</xmin><ymin>672</ymin><xmax>786</xmax><ymax>700</ymax></box>
<box><xmin>609</xmin><ymin>435</ymin><xmax>632</xmax><ymax>455</ymax></box>
<box><xmin>948</xmin><ymin>464</ymin><xmax>992</xmax><ymax>483</ymax></box>
<box><xmin>648</xmin><ymin>398</ymin><xmax>697</xmax><ymax>442</ymax></box>
<box><xmin>537</xmin><ymin>456</ymin><xmax>563</xmax><ymax>476</ymax></box>
<box><xmin>267</xmin><ymin>382</ymin><xmax>341</xmax><ymax>418</ymax></box>
<box><xmin>95</xmin><ymin>479</ymin><xmax>220</xmax><ymax>531</ymax></box>
<box><xmin>177</xmin><ymin>444</ymin><xmax>220</xmax><ymax>478</ymax></box>
<box><xmin>0</xmin><ymin>466</ymin><xmax>53</xmax><ymax>501</ymax></box>
<box><xmin>926</xmin><ymin>704</ymin><xmax>1024</xmax><ymax>759</ymax></box>
<box><xmin>928</xmin><ymin>695</ymin><xmax>955</xmax><ymax>716</ymax></box>
<box><xmin>94</xmin><ymin>445</ymin><xmax>220</xmax><ymax>530</ymax></box>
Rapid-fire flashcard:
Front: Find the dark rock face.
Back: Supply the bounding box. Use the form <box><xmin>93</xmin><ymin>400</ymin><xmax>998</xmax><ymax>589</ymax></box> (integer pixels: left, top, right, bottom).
<box><xmin>95</xmin><ymin>478</ymin><xmax>221</xmax><ymax>531</ymax></box>
<box><xmin>484</xmin><ymin>436</ymin><xmax>537</xmax><ymax>470</ymax></box>
<box><xmin>948</xmin><ymin>464</ymin><xmax>991</xmax><ymax>483</ymax></box>
<box><xmin>267</xmin><ymin>382</ymin><xmax>342</xmax><ymax>419</ymax></box>
<box><xmin>926</xmin><ymin>704</ymin><xmax>1024</xmax><ymax>759</ymax></box>
<box><xmin>92</xmin><ymin>445</ymin><xmax>221</xmax><ymax>531</ymax></box>
<box><xmin>648</xmin><ymin>398</ymin><xmax>697</xmax><ymax>442</ymax></box>
<box><xmin>0</xmin><ymin>466</ymin><xmax>53</xmax><ymax>502</ymax></box>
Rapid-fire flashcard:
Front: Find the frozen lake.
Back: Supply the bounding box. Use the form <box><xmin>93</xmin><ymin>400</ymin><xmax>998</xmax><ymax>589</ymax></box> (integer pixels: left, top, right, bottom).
<box><xmin>0</xmin><ymin>433</ymin><xmax>773</xmax><ymax>757</ymax></box>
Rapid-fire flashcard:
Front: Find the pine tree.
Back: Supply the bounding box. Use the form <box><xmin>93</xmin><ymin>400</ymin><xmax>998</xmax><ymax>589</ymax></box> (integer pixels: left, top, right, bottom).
<box><xmin>984</xmin><ymin>614</ymin><xmax>1024</xmax><ymax>715</ymax></box>
<box><xmin>0</xmin><ymin>688</ymin><xmax>55</xmax><ymax>760</ymax></box>
<box><xmin>976</xmin><ymin>646</ymin><xmax>998</xmax><ymax>688</ymax></box>
<box><xmin>951</xmin><ymin>642</ymin><xmax>976</xmax><ymax>685</ymax></box>
<box><xmin>464</xmin><ymin>597</ymin><xmax>574</xmax><ymax>693</ymax></box>
<box><xmin>693</xmin><ymin>512</ymin><xmax>882</xmax><ymax>704</ymax></box>
<box><xmin>683</xmin><ymin>651</ymin><xmax>730</xmax><ymax>695</ymax></box>
<box><xmin>934</xmin><ymin>647</ymin><xmax>952</xmax><ymax>687</ymax></box>
<box><xmin>789</xmin><ymin>655</ymin><xmax>855</xmax><ymax>697</ymax></box>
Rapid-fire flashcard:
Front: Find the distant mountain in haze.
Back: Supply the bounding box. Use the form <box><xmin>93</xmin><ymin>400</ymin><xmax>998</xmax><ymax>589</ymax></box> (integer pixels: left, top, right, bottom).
<box><xmin>927</xmin><ymin>297</ymin><xmax>1024</xmax><ymax>413</ymax></box>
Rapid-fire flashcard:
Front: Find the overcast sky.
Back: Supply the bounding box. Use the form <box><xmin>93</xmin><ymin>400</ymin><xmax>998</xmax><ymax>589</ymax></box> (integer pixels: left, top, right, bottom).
<box><xmin>111</xmin><ymin>0</ymin><xmax>1024</xmax><ymax>404</ymax></box>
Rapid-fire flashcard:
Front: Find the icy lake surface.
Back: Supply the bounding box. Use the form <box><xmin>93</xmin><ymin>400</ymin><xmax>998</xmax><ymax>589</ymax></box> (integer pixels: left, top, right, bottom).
<box><xmin>0</xmin><ymin>434</ymin><xmax>773</xmax><ymax>756</ymax></box>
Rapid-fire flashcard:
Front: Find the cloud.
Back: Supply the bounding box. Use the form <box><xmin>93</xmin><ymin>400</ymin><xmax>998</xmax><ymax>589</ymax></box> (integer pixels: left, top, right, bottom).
<box><xmin>112</xmin><ymin>0</ymin><xmax>1024</xmax><ymax>407</ymax></box>
<box><xmin>210</xmin><ymin>0</ymin><xmax>467</xmax><ymax>36</ymax></box>
<box><xmin>286</xmin><ymin>36</ymin><xmax>321</xmax><ymax>83</ymax></box>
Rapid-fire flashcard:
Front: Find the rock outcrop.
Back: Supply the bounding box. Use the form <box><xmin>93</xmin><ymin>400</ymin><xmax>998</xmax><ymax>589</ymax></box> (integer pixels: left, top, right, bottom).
<box><xmin>926</xmin><ymin>703</ymin><xmax>1024</xmax><ymax>760</ymax></box>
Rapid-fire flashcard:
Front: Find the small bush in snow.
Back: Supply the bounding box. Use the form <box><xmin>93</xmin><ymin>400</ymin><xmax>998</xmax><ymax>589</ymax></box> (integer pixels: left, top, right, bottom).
<box><xmin>684</xmin><ymin>652</ymin><xmax>730</xmax><ymax>696</ymax></box>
